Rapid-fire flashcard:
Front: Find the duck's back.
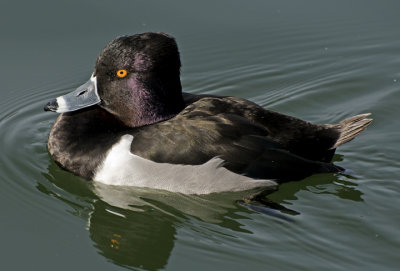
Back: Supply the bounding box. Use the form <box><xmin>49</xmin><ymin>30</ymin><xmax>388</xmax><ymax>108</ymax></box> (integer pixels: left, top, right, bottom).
<box><xmin>129</xmin><ymin>95</ymin><xmax>367</xmax><ymax>181</ymax></box>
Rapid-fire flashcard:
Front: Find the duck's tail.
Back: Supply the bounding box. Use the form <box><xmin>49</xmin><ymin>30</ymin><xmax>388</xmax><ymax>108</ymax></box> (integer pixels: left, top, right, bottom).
<box><xmin>330</xmin><ymin>113</ymin><xmax>373</xmax><ymax>149</ymax></box>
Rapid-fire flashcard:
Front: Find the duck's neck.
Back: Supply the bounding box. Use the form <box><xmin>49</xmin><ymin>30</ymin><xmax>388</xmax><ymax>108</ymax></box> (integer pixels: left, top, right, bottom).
<box><xmin>117</xmin><ymin>73</ymin><xmax>185</xmax><ymax>128</ymax></box>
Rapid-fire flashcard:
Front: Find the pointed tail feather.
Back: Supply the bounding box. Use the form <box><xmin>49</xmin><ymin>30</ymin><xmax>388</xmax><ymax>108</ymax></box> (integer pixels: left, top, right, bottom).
<box><xmin>331</xmin><ymin>113</ymin><xmax>372</xmax><ymax>149</ymax></box>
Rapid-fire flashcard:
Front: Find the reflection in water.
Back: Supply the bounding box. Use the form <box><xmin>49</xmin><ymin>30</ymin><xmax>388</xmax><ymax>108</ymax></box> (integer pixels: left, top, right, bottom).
<box><xmin>269</xmin><ymin>173</ymin><xmax>364</xmax><ymax>205</ymax></box>
<box><xmin>40</xmin><ymin>159</ymin><xmax>363</xmax><ymax>270</ymax></box>
<box><xmin>89</xmin><ymin>200</ymin><xmax>177</xmax><ymax>270</ymax></box>
<box><xmin>41</xmin><ymin>161</ymin><xmax>178</xmax><ymax>270</ymax></box>
<box><xmin>268</xmin><ymin>154</ymin><xmax>364</xmax><ymax>204</ymax></box>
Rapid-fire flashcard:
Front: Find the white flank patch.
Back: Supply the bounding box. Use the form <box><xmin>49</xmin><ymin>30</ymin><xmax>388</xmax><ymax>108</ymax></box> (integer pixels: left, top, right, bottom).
<box><xmin>94</xmin><ymin>135</ymin><xmax>277</xmax><ymax>194</ymax></box>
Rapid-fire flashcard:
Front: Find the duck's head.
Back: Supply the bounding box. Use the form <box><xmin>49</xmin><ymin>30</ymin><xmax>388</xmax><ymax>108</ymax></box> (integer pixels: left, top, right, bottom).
<box><xmin>45</xmin><ymin>32</ymin><xmax>184</xmax><ymax>127</ymax></box>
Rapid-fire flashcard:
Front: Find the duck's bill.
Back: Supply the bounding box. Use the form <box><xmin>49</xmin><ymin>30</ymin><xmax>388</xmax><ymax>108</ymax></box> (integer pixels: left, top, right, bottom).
<box><xmin>44</xmin><ymin>75</ymin><xmax>101</xmax><ymax>113</ymax></box>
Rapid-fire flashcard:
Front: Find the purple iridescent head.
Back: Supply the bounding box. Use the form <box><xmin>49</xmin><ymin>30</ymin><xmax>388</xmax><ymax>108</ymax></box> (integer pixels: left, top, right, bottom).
<box><xmin>94</xmin><ymin>32</ymin><xmax>184</xmax><ymax>127</ymax></box>
<box><xmin>44</xmin><ymin>32</ymin><xmax>185</xmax><ymax>128</ymax></box>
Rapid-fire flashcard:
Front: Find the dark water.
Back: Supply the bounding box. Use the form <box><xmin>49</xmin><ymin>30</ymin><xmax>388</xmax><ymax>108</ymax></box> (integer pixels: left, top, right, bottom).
<box><xmin>1</xmin><ymin>0</ymin><xmax>399</xmax><ymax>270</ymax></box>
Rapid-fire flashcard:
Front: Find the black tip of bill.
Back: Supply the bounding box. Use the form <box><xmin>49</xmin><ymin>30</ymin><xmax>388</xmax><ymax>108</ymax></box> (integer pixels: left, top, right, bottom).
<box><xmin>44</xmin><ymin>99</ymin><xmax>58</xmax><ymax>112</ymax></box>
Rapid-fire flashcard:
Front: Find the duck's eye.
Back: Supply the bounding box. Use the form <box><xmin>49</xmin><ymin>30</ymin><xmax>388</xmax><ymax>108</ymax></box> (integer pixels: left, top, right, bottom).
<box><xmin>116</xmin><ymin>69</ymin><xmax>128</xmax><ymax>78</ymax></box>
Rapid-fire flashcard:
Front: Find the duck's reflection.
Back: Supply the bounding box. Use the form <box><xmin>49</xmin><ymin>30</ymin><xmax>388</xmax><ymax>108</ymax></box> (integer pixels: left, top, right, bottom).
<box><xmin>40</xmin><ymin>158</ymin><xmax>363</xmax><ymax>270</ymax></box>
<box><xmin>88</xmin><ymin>198</ymin><xmax>177</xmax><ymax>270</ymax></box>
<box><xmin>268</xmin><ymin>155</ymin><xmax>364</xmax><ymax>204</ymax></box>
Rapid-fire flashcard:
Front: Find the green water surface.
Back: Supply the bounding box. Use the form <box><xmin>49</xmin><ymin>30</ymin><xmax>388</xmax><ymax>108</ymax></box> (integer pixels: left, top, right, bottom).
<box><xmin>0</xmin><ymin>0</ymin><xmax>399</xmax><ymax>270</ymax></box>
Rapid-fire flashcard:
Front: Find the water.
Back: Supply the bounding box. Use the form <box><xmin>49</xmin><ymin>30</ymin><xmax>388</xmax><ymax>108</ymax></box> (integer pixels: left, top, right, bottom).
<box><xmin>1</xmin><ymin>0</ymin><xmax>399</xmax><ymax>270</ymax></box>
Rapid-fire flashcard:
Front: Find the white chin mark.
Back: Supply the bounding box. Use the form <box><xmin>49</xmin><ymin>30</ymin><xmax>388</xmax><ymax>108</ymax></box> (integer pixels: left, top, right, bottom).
<box><xmin>56</xmin><ymin>96</ymin><xmax>69</xmax><ymax>113</ymax></box>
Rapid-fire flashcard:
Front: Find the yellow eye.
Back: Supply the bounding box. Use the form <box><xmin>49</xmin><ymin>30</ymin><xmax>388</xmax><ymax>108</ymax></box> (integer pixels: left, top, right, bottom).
<box><xmin>116</xmin><ymin>69</ymin><xmax>128</xmax><ymax>78</ymax></box>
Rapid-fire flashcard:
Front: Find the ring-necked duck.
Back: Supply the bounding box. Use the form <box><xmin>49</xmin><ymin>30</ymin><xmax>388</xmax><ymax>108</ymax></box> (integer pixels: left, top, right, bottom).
<box><xmin>44</xmin><ymin>32</ymin><xmax>372</xmax><ymax>194</ymax></box>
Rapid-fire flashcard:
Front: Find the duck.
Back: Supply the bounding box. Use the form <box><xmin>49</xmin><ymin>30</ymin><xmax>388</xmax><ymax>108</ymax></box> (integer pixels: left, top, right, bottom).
<box><xmin>44</xmin><ymin>32</ymin><xmax>372</xmax><ymax>195</ymax></box>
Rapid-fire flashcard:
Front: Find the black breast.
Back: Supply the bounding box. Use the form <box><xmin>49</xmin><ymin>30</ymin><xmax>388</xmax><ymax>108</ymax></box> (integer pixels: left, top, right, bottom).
<box><xmin>47</xmin><ymin>106</ymin><xmax>128</xmax><ymax>179</ymax></box>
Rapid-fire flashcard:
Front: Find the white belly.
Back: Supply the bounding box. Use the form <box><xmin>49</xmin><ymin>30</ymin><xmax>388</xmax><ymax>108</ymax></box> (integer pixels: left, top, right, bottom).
<box><xmin>94</xmin><ymin>134</ymin><xmax>277</xmax><ymax>194</ymax></box>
